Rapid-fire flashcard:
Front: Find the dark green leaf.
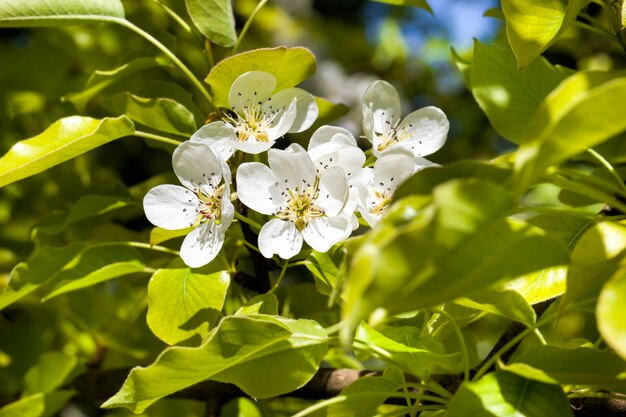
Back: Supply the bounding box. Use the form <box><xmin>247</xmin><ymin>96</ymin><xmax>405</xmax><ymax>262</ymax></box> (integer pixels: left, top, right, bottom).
<box><xmin>0</xmin><ymin>391</ymin><xmax>75</xmax><ymax>417</ymax></box>
<box><xmin>23</xmin><ymin>352</ymin><xmax>84</xmax><ymax>396</ymax></box>
<box><xmin>115</xmin><ymin>93</ymin><xmax>197</xmax><ymax>136</ymax></box>
<box><xmin>369</xmin><ymin>0</ymin><xmax>432</xmax><ymax>12</ymax></box>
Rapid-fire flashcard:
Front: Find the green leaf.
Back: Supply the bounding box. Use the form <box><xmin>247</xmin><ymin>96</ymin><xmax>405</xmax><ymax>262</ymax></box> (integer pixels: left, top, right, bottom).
<box><xmin>235</xmin><ymin>293</ymin><xmax>278</xmax><ymax>316</ymax></box>
<box><xmin>598</xmin><ymin>268</ymin><xmax>626</xmax><ymax>360</ymax></box>
<box><xmin>147</xmin><ymin>269</ymin><xmax>230</xmax><ymax>346</ymax></box>
<box><xmin>515</xmin><ymin>72</ymin><xmax>626</xmax><ymax>191</ymax></box>
<box><xmin>450</xmin><ymin>48</ymin><xmax>472</xmax><ymax>89</ymax></box>
<box><xmin>205</xmin><ymin>47</ymin><xmax>316</xmax><ymax>108</ymax></box>
<box><xmin>448</xmin><ymin>371</ymin><xmax>573</xmax><ymax>417</ymax></box>
<box><xmin>102</xmin><ymin>315</ymin><xmax>328</xmax><ymax>413</ymax></box>
<box><xmin>0</xmin><ymin>0</ymin><xmax>124</xmax><ymax>27</ymax></box>
<box><xmin>328</xmin><ymin>367</ymin><xmax>405</xmax><ymax>417</ymax></box>
<box><xmin>369</xmin><ymin>0</ymin><xmax>432</xmax><ymax>12</ymax></box>
<box><xmin>501</xmin><ymin>0</ymin><xmax>588</xmax><ymax>69</ymax></box>
<box><xmin>305</xmin><ymin>250</ymin><xmax>342</xmax><ymax>295</ymax></box>
<box><xmin>455</xmin><ymin>288</ymin><xmax>536</xmax><ymax>326</ymax></box>
<box><xmin>150</xmin><ymin>227</ymin><xmax>193</xmax><ymax>246</ymax></box>
<box><xmin>512</xmin><ymin>346</ymin><xmax>626</xmax><ymax>392</ymax></box>
<box><xmin>185</xmin><ymin>0</ymin><xmax>236</xmax><ymax>47</ymax></box>
<box><xmin>343</xmin><ymin>180</ymin><xmax>569</xmax><ymax>331</ymax></box>
<box><xmin>23</xmin><ymin>352</ymin><xmax>84</xmax><ymax>396</ymax></box>
<box><xmin>470</xmin><ymin>41</ymin><xmax>567</xmax><ymax>144</ymax></box>
<box><xmin>114</xmin><ymin>93</ymin><xmax>197</xmax><ymax>136</ymax></box>
<box><xmin>0</xmin><ymin>116</ymin><xmax>134</xmax><ymax>188</ymax></box>
<box><xmin>0</xmin><ymin>391</ymin><xmax>75</xmax><ymax>417</ymax></box>
<box><xmin>356</xmin><ymin>323</ymin><xmax>463</xmax><ymax>377</ymax></box>
<box><xmin>65</xmin><ymin>57</ymin><xmax>168</xmax><ymax>112</ymax></box>
<box><xmin>0</xmin><ymin>243</ymin><xmax>144</xmax><ymax>309</ymax></box>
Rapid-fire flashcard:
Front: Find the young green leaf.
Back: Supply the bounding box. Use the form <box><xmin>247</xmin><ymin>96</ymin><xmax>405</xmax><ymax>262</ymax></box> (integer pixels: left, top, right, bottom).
<box><xmin>102</xmin><ymin>315</ymin><xmax>328</xmax><ymax>413</ymax></box>
<box><xmin>501</xmin><ymin>0</ymin><xmax>588</xmax><ymax>69</ymax></box>
<box><xmin>205</xmin><ymin>47</ymin><xmax>316</xmax><ymax>108</ymax></box>
<box><xmin>0</xmin><ymin>391</ymin><xmax>75</xmax><ymax>417</ymax></box>
<box><xmin>470</xmin><ymin>41</ymin><xmax>567</xmax><ymax>144</ymax></box>
<box><xmin>0</xmin><ymin>0</ymin><xmax>124</xmax><ymax>27</ymax></box>
<box><xmin>454</xmin><ymin>288</ymin><xmax>536</xmax><ymax>326</ymax></box>
<box><xmin>147</xmin><ymin>269</ymin><xmax>230</xmax><ymax>346</ymax></box>
<box><xmin>369</xmin><ymin>0</ymin><xmax>432</xmax><ymax>13</ymax></box>
<box><xmin>0</xmin><ymin>116</ymin><xmax>134</xmax><ymax>188</ymax></box>
<box><xmin>114</xmin><ymin>93</ymin><xmax>197</xmax><ymax>136</ymax></box>
<box><xmin>448</xmin><ymin>371</ymin><xmax>573</xmax><ymax>416</ymax></box>
<box><xmin>185</xmin><ymin>0</ymin><xmax>236</xmax><ymax>47</ymax></box>
<box><xmin>598</xmin><ymin>268</ymin><xmax>626</xmax><ymax>361</ymax></box>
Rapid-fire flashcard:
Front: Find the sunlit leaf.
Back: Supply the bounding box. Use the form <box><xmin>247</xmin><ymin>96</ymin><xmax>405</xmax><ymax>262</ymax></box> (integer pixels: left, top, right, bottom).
<box><xmin>0</xmin><ymin>391</ymin><xmax>75</xmax><ymax>417</ymax></box>
<box><xmin>448</xmin><ymin>371</ymin><xmax>573</xmax><ymax>417</ymax></box>
<box><xmin>501</xmin><ymin>0</ymin><xmax>588</xmax><ymax>69</ymax></box>
<box><xmin>102</xmin><ymin>315</ymin><xmax>328</xmax><ymax>413</ymax></box>
<box><xmin>186</xmin><ymin>0</ymin><xmax>236</xmax><ymax>47</ymax></box>
<box><xmin>205</xmin><ymin>47</ymin><xmax>316</xmax><ymax>107</ymax></box>
<box><xmin>598</xmin><ymin>268</ymin><xmax>626</xmax><ymax>360</ymax></box>
<box><xmin>0</xmin><ymin>0</ymin><xmax>124</xmax><ymax>27</ymax></box>
<box><xmin>455</xmin><ymin>288</ymin><xmax>536</xmax><ymax>326</ymax></box>
<box><xmin>147</xmin><ymin>269</ymin><xmax>230</xmax><ymax>346</ymax></box>
<box><xmin>369</xmin><ymin>0</ymin><xmax>432</xmax><ymax>13</ymax></box>
<box><xmin>0</xmin><ymin>116</ymin><xmax>135</xmax><ymax>188</ymax></box>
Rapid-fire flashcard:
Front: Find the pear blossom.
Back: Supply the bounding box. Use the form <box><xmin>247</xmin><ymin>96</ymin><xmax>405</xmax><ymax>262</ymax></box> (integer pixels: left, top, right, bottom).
<box><xmin>307</xmin><ymin>125</ymin><xmax>366</xmax><ymax>230</ymax></box>
<box><xmin>143</xmin><ymin>141</ymin><xmax>234</xmax><ymax>268</ymax></box>
<box><xmin>236</xmin><ymin>143</ymin><xmax>353</xmax><ymax>259</ymax></box>
<box><xmin>356</xmin><ymin>150</ymin><xmax>437</xmax><ymax>227</ymax></box>
<box><xmin>362</xmin><ymin>80</ymin><xmax>449</xmax><ymax>158</ymax></box>
<box><xmin>192</xmin><ymin>71</ymin><xmax>318</xmax><ymax>159</ymax></box>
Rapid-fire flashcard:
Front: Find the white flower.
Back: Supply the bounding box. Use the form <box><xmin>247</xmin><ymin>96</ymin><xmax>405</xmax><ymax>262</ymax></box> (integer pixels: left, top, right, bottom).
<box><xmin>362</xmin><ymin>80</ymin><xmax>449</xmax><ymax>158</ymax></box>
<box><xmin>236</xmin><ymin>143</ymin><xmax>353</xmax><ymax>259</ymax></box>
<box><xmin>356</xmin><ymin>150</ymin><xmax>436</xmax><ymax>227</ymax></box>
<box><xmin>307</xmin><ymin>125</ymin><xmax>366</xmax><ymax>230</ymax></box>
<box><xmin>192</xmin><ymin>71</ymin><xmax>318</xmax><ymax>159</ymax></box>
<box><xmin>143</xmin><ymin>141</ymin><xmax>234</xmax><ymax>268</ymax></box>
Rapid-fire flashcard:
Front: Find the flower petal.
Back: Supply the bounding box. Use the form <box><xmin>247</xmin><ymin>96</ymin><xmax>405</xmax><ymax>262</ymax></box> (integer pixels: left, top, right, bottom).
<box><xmin>396</xmin><ymin>106</ymin><xmax>449</xmax><ymax>157</ymax></box>
<box><xmin>309</xmin><ymin>125</ymin><xmax>356</xmax><ymax>149</ymax></box>
<box><xmin>302</xmin><ymin>216</ymin><xmax>351</xmax><ymax>253</ymax></box>
<box><xmin>229</xmin><ymin>71</ymin><xmax>276</xmax><ymax>110</ymax></box>
<box><xmin>190</xmin><ymin>121</ymin><xmax>236</xmax><ymax>161</ymax></box>
<box><xmin>317</xmin><ymin>166</ymin><xmax>349</xmax><ymax>217</ymax></box>
<box><xmin>308</xmin><ymin>136</ymin><xmax>365</xmax><ymax>178</ymax></box>
<box><xmin>373</xmin><ymin>150</ymin><xmax>416</xmax><ymax>193</ymax></box>
<box><xmin>268</xmin><ymin>88</ymin><xmax>318</xmax><ymax>133</ymax></box>
<box><xmin>236</xmin><ymin>162</ymin><xmax>283</xmax><ymax>215</ymax></box>
<box><xmin>180</xmin><ymin>222</ymin><xmax>224</xmax><ymax>268</ymax></box>
<box><xmin>144</xmin><ymin>184</ymin><xmax>199</xmax><ymax>230</ymax></box>
<box><xmin>172</xmin><ymin>141</ymin><xmax>223</xmax><ymax>194</ymax></box>
<box><xmin>264</xmin><ymin>98</ymin><xmax>297</xmax><ymax>141</ymax></box>
<box><xmin>234</xmin><ymin>139</ymin><xmax>276</xmax><ymax>154</ymax></box>
<box><xmin>268</xmin><ymin>143</ymin><xmax>316</xmax><ymax>189</ymax></box>
<box><xmin>258</xmin><ymin>218</ymin><xmax>303</xmax><ymax>259</ymax></box>
<box><xmin>362</xmin><ymin>80</ymin><xmax>401</xmax><ymax>143</ymax></box>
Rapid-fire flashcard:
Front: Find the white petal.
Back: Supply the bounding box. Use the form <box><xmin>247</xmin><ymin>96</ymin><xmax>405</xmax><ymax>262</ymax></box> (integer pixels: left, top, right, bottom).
<box><xmin>308</xmin><ymin>139</ymin><xmax>365</xmax><ymax>178</ymax></box>
<box><xmin>219</xmin><ymin>185</ymin><xmax>236</xmax><ymax>229</ymax></box>
<box><xmin>234</xmin><ymin>139</ymin><xmax>275</xmax><ymax>154</ymax></box>
<box><xmin>359</xmin><ymin>208</ymin><xmax>381</xmax><ymax>228</ymax></box>
<box><xmin>172</xmin><ymin>141</ymin><xmax>223</xmax><ymax>194</ymax></box>
<box><xmin>309</xmin><ymin>125</ymin><xmax>356</xmax><ymax>150</ymax></box>
<box><xmin>229</xmin><ymin>71</ymin><xmax>276</xmax><ymax>110</ymax></box>
<box><xmin>236</xmin><ymin>162</ymin><xmax>283</xmax><ymax>215</ymax></box>
<box><xmin>144</xmin><ymin>184</ymin><xmax>199</xmax><ymax>230</ymax></box>
<box><xmin>190</xmin><ymin>121</ymin><xmax>236</xmax><ymax>160</ymax></box>
<box><xmin>258</xmin><ymin>219</ymin><xmax>303</xmax><ymax>259</ymax></box>
<box><xmin>373</xmin><ymin>150</ymin><xmax>416</xmax><ymax>193</ymax></box>
<box><xmin>362</xmin><ymin>80</ymin><xmax>401</xmax><ymax>142</ymax></box>
<box><xmin>302</xmin><ymin>216</ymin><xmax>351</xmax><ymax>253</ymax></box>
<box><xmin>264</xmin><ymin>98</ymin><xmax>297</xmax><ymax>140</ymax></box>
<box><xmin>316</xmin><ymin>166</ymin><xmax>349</xmax><ymax>217</ymax></box>
<box><xmin>268</xmin><ymin>88</ymin><xmax>318</xmax><ymax>133</ymax></box>
<box><xmin>180</xmin><ymin>222</ymin><xmax>224</xmax><ymax>268</ymax></box>
<box><xmin>396</xmin><ymin>106</ymin><xmax>449</xmax><ymax>157</ymax></box>
<box><xmin>268</xmin><ymin>143</ymin><xmax>316</xmax><ymax>189</ymax></box>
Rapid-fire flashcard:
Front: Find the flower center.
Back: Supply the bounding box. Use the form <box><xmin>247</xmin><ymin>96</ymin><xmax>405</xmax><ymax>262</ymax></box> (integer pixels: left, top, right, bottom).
<box><xmin>226</xmin><ymin>94</ymin><xmax>281</xmax><ymax>143</ymax></box>
<box><xmin>374</xmin><ymin>112</ymin><xmax>416</xmax><ymax>153</ymax></box>
<box><xmin>276</xmin><ymin>183</ymin><xmax>325</xmax><ymax>231</ymax></box>
<box><xmin>369</xmin><ymin>187</ymin><xmax>393</xmax><ymax>216</ymax></box>
<box><xmin>196</xmin><ymin>184</ymin><xmax>225</xmax><ymax>225</ymax></box>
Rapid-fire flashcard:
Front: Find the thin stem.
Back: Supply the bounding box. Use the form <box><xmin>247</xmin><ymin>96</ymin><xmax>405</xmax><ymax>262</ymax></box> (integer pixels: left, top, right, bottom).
<box><xmin>234</xmin><ymin>211</ymin><xmax>263</xmax><ymax>231</ymax></box>
<box><xmin>291</xmin><ymin>396</ymin><xmax>347</xmax><ymax>417</ymax></box>
<box><xmin>231</xmin><ymin>0</ymin><xmax>268</xmax><ymax>54</ymax></box>
<box><xmin>126</xmin><ymin>241</ymin><xmax>180</xmax><ymax>256</ymax></box>
<box><xmin>571</xmin><ymin>20</ymin><xmax>622</xmax><ymax>44</ymax></box>
<box><xmin>401</xmin><ymin>380</ymin><xmax>414</xmax><ymax>416</ymax></box>
<box><xmin>135</xmin><ymin>130</ymin><xmax>182</xmax><ymax>146</ymax></box>
<box><xmin>116</xmin><ymin>19</ymin><xmax>215</xmax><ymax>109</ymax></box>
<box><xmin>533</xmin><ymin>328</ymin><xmax>548</xmax><ymax>346</ymax></box>
<box><xmin>271</xmin><ymin>260</ymin><xmax>289</xmax><ymax>292</ymax></box>
<box><xmin>205</xmin><ymin>40</ymin><xmax>215</xmax><ymax>68</ymax></box>
<box><xmin>151</xmin><ymin>0</ymin><xmax>194</xmax><ymax>36</ymax></box>
<box><xmin>377</xmin><ymin>405</ymin><xmax>445</xmax><ymax>417</ymax></box>
<box><xmin>432</xmin><ymin>308</ymin><xmax>470</xmax><ymax>383</ymax></box>
<box><xmin>324</xmin><ymin>322</ymin><xmax>344</xmax><ymax>335</ymax></box>
<box><xmin>143</xmin><ymin>267</ymin><xmax>158</xmax><ymax>274</ymax></box>
<box><xmin>238</xmin><ymin>239</ymin><xmax>261</xmax><ymax>253</ymax></box>
<box><xmin>587</xmin><ymin>148</ymin><xmax>626</xmax><ymax>196</ymax></box>
<box><xmin>387</xmin><ymin>393</ymin><xmax>448</xmax><ymax>405</ymax></box>
<box><xmin>568</xmin><ymin>391</ymin><xmax>626</xmax><ymax>400</ymax></box>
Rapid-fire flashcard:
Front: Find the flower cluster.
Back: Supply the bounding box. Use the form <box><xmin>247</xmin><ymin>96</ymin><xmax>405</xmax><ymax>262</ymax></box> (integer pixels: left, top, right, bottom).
<box><xmin>144</xmin><ymin>72</ymin><xmax>449</xmax><ymax>267</ymax></box>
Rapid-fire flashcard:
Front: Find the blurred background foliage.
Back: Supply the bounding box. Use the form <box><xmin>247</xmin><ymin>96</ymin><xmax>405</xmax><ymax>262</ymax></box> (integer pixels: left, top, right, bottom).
<box><xmin>0</xmin><ymin>0</ymin><xmax>619</xmax><ymax>415</ymax></box>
